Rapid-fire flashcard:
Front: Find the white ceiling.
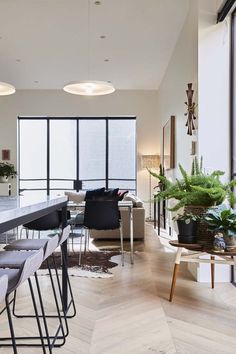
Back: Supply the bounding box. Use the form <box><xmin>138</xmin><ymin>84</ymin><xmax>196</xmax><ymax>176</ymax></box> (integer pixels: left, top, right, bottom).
<box><xmin>0</xmin><ymin>0</ymin><xmax>189</xmax><ymax>90</ymax></box>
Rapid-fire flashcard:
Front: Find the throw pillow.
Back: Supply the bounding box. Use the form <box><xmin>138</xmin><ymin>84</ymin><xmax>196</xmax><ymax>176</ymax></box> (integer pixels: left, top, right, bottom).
<box><xmin>85</xmin><ymin>187</ymin><xmax>106</xmax><ymax>201</ymax></box>
<box><xmin>65</xmin><ymin>191</ymin><xmax>86</xmax><ymax>203</ymax></box>
<box><xmin>118</xmin><ymin>190</ymin><xmax>129</xmax><ymax>201</ymax></box>
<box><xmin>123</xmin><ymin>192</ymin><xmax>143</xmax><ymax>207</ymax></box>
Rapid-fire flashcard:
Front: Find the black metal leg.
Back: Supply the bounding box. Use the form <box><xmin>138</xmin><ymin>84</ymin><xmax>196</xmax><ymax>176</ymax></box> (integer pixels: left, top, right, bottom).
<box><xmin>5</xmin><ymin>294</ymin><xmax>17</xmax><ymax>354</ymax></box>
<box><xmin>46</xmin><ymin>259</ymin><xmax>66</xmax><ymax>347</ymax></box>
<box><xmin>51</xmin><ymin>255</ymin><xmax>69</xmax><ymax>336</ymax></box>
<box><xmin>34</xmin><ymin>273</ymin><xmax>52</xmax><ymax>353</ymax></box>
<box><xmin>61</xmin><ymin>205</ymin><xmax>68</xmax><ymax>311</ymax></box>
<box><xmin>28</xmin><ymin>278</ymin><xmax>47</xmax><ymax>354</ymax></box>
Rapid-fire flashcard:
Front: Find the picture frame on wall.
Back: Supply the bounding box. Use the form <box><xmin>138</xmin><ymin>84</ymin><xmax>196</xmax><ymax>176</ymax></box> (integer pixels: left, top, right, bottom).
<box><xmin>162</xmin><ymin>116</ymin><xmax>175</xmax><ymax>170</ymax></box>
<box><xmin>2</xmin><ymin>149</ymin><xmax>10</xmax><ymax>161</ymax></box>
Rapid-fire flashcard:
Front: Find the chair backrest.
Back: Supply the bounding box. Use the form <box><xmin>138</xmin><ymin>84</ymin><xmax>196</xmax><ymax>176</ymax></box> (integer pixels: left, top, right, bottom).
<box><xmin>84</xmin><ymin>200</ymin><xmax>120</xmax><ymax>230</ymax></box>
<box><xmin>13</xmin><ymin>248</ymin><xmax>44</xmax><ymax>292</ymax></box>
<box><xmin>23</xmin><ymin>210</ymin><xmax>61</xmax><ymax>231</ymax></box>
<box><xmin>44</xmin><ymin>235</ymin><xmax>59</xmax><ymax>260</ymax></box>
<box><xmin>0</xmin><ymin>275</ymin><xmax>8</xmax><ymax>302</ymax></box>
<box><xmin>58</xmin><ymin>225</ymin><xmax>71</xmax><ymax>246</ymax></box>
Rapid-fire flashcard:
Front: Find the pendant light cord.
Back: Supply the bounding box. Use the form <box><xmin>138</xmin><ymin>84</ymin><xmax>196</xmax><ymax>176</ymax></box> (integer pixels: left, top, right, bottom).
<box><xmin>87</xmin><ymin>0</ymin><xmax>91</xmax><ymax>80</ymax></box>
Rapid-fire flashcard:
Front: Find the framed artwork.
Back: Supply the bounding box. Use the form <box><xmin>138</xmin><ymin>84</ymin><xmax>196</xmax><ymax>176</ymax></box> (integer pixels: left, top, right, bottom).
<box><xmin>163</xmin><ymin>116</ymin><xmax>175</xmax><ymax>170</ymax></box>
<box><xmin>2</xmin><ymin>149</ymin><xmax>10</xmax><ymax>161</ymax></box>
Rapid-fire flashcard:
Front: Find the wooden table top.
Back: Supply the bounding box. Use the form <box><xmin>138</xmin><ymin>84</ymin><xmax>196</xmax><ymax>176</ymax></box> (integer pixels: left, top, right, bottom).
<box><xmin>169</xmin><ymin>240</ymin><xmax>236</xmax><ymax>256</ymax></box>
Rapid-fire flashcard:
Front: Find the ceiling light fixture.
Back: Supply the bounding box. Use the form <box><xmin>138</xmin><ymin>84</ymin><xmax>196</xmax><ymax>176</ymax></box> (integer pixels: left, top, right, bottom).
<box><xmin>63</xmin><ymin>0</ymin><xmax>115</xmax><ymax>96</ymax></box>
<box><xmin>0</xmin><ymin>82</ymin><xmax>16</xmax><ymax>96</ymax></box>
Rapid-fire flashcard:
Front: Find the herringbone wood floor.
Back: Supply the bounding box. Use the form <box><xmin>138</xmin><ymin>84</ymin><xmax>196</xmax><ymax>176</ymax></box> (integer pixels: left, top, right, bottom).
<box><xmin>1</xmin><ymin>225</ymin><xmax>236</xmax><ymax>353</ymax></box>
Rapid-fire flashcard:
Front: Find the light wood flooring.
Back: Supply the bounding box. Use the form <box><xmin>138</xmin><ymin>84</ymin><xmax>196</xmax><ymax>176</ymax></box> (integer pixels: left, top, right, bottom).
<box><xmin>1</xmin><ymin>224</ymin><xmax>236</xmax><ymax>354</ymax></box>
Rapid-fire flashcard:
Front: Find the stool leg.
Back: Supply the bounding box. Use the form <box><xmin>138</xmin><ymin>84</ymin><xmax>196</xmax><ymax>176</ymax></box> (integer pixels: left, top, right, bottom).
<box><xmin>28</xmin><ymin>277</ymin><xmax>47</xmax><ymax>354</ymax></box>
<box><xmin>169</xmin><ymin>247</ymin><xmax>183</xmax><ymax>302</ymax></box>
<box><xmin>5</xmin><ymin>294</ymin><xmax>17</xmax><ymax>354</ymax></box>
<box><xmin>46</xmin><ymin>260</ymin><xmax>66</xmax><ymax>345</ymax></box>
<box><xmin>51</xmin><ymin>255</ymin><xmax>69</xmax><ymax>336</ymax></box>
<box><xmin>211</xmin><ymin>255</ymin><xmax>215</xmax><ymax>289</ymax></box>
<box><xmin>34</xmin><ymin>273</ymin><xmax>53</xmax><ymax>352</ymax></box>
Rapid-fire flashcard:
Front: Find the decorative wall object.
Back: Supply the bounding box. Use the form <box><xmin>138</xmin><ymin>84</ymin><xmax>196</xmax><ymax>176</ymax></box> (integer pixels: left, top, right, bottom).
<box><xmin>2</xmin><ymin>149</ymin><xmax>10</xmax><ymax>161</ymax></box>
<box><xmin>185</xmin><ymin>83</ymin><xmax>197</xmax><ymax>135</ymax></box>
<box><xmin>163</xmin><ymin>116</ymin><xmax>175</xmax><ymax>170</ymax></box>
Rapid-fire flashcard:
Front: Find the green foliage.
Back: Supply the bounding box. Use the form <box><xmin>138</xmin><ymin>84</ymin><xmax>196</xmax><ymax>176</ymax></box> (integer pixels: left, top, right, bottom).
<box><xmin>149</xmin><ymin>157</ymin><xmax>236</xmax><ymax>212</ymax></box>
<box><xmin>204</xmin><ymin>207</ymin><xmax>236</xmax><ymax>237</ymax></box>
<box><xmin>0</xmin><ymin>162</ymin><xmax>17</xmax><ymax>178</ymax></box>
<box><xmin>172</xmin><ymin>212</ymin><xmax>199</xmax><ymax>222</ymax></box>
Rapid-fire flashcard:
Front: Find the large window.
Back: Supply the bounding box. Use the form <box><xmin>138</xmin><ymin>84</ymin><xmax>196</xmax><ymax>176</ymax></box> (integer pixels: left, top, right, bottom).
<box><xmin>18</xmin><ymin>117</ymin><xmax>136</xmax><ymax>196</ymax></box>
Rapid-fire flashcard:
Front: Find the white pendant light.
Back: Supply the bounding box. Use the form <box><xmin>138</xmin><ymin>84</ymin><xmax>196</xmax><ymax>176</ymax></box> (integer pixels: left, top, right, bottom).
<box><xmin>0</xmin><ymin>82</ymin><xmax>16</xmax><ymax>96</ymax></box>
<box><xmin>63</xmin><ymin>80</ymin><xmax>115</xmax><ymax>96</ymax></box>
<box><xmin>63</xmin><ymin>0</ymin><xmax>115</xmax><ymax>96</ymax></box>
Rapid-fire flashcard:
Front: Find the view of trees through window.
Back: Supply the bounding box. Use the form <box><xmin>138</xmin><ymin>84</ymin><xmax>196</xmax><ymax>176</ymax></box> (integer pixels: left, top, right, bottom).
<box><xmin>18</xmin><ymin>117</ymin><xmax>136</xmax><ymax>196</ymax></box>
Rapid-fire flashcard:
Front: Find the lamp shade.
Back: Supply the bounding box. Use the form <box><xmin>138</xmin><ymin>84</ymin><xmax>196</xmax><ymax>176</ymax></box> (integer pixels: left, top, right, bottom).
<box><xmin>141</xmin><ymin>155</ymin><xmax>160</xmax><ymax>169</ymax></box>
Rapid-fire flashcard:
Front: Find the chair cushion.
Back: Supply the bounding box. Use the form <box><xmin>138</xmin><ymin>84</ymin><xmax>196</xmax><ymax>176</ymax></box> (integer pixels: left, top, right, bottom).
<box><xmin>0</xmin><ymin>251</ymin><xmax>36</xmax><ymax>268</ymax></box>
<box><xmin>4</xmin><ymin>239</ymin><xmax>47</xmax><ymax>251</ymax></box>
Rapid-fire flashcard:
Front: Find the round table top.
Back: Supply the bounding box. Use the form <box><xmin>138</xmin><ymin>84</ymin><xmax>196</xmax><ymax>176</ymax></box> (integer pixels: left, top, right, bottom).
<box><xmin>169</xmin><ymin>240</ymin><xmax>236</xmax><ymax>256</ymax></box>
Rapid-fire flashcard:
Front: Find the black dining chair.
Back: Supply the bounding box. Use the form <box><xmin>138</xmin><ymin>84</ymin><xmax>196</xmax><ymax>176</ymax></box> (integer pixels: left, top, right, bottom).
<box><xmin>79</xmin><ymin>200</ymin><xmax>124</xmax><ymax>266</ymax></box>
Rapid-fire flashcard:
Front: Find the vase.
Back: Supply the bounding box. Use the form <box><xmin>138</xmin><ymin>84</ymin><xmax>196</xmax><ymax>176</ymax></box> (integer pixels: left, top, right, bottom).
<box><xmin>177</xmin><ymin>219</ymin><xmax>198</xmax><ymax>244</ymax></box>
<box><xmin>223</xmin><ymin>234</ymin><xmax>236</xmax><ymax>252</ymax></box>
<box><xmin>0</xmin><ymin>176</ymin><xmax>8</xmax><ymax>183</ymax></box>
<box><xmin>184</xmin><ymin>205</ymin><xmax>218</xmax><ymax>247</ymax></box>
<box><xmin>213</xmin><ymin>233</ymin><xmax>225</xmax><ymax>252</ymax></box>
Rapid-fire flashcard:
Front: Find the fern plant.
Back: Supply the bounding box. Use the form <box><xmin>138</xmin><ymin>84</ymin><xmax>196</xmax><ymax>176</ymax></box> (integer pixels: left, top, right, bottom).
<box><xmin>149</xmin><ymin>157</ymin><xmax>236</xmax><ymax>212</ymax></box>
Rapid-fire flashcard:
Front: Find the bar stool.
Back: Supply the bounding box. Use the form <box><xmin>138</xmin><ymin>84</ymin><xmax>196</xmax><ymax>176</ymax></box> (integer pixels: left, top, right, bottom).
<box><xmin>20</xmin><ymin>211</ymin><xmax>61</xmax><ymax>239</ymax></box>
<box><xmin>2</xmin><ymin>235</ymin><xmax>68</xmax><ymax>348</ymax></box>
<box><xmin>5</xmin><ymin>226</ymin><xmax>75</xmax><ymax>319</ymax></box>
<box><xmin>0</xmin><ymin>249</ymin><xmax>46</xmax><ymax>354</ymax></box>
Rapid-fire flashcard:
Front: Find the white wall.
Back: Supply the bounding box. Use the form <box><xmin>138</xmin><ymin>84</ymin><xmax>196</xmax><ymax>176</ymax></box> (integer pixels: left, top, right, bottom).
<box><xmin>196</xmin><ymin>0</ymin><xmax>231</xmax><ymax>282</ymax></box>
<box><xmin>156</xmin><ymin>0</ymin><xmax>198</xmax><ymax>178</ymax></box>
<box><xmin>0</xmin><ymin>89</ymin><xmax>160</xmax><ymax>212</ymax></box>
<box><xmin>198</xmin><ymin>0</ymin><xmax>230</xmax><ymax>181</ymax></box>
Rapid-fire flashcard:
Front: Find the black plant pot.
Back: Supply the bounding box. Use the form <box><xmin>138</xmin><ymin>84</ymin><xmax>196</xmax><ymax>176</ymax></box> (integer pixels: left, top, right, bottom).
<box><xmin>177</xmin><ymin>220</ymin><xmax>198</xmax><ymax>244</ymax></box>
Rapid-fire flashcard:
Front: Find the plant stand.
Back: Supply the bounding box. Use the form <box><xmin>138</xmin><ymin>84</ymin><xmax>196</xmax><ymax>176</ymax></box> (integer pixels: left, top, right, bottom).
<box><xmin>169</xmin><ymin>240</ymin><xmax>236</xmax><ymax>302</ymax></box>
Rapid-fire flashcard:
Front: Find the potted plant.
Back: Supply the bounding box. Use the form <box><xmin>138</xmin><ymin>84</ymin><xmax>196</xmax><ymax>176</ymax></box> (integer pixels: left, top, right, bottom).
<box><xmin>204</xmin><ymin>207</ymin><xmax>236</xmax><ymax>251</ymax></box>
<box><xmin>149</xmin><ymin>157</ymin><xmax>236</xmax><ymax>246</ymax></box>
<box><xmin>173</xmin><ymin>212</ymin><xmax>199</xmax><ymax>244</ymax></box>
<box><xmin>0</xmin><ymin>162</ymin><xmax>17</xmax><ymax>183</ymax></box>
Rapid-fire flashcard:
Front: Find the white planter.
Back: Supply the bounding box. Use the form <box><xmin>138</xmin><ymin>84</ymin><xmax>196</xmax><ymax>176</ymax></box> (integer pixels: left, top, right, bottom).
<box><xmin>0</xmin><ymin>176</ymin><xmax>9</xmax><ymax>183</ymax></box>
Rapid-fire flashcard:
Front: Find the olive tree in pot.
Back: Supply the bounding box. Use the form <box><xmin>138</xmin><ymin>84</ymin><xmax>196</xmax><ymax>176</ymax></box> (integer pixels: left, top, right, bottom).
<box><xmin>0</xmin><ymin>162</ymin><xmax>17</xmax><ymax>183</ymax></box>
<box><xmin>173</xmin><ymin>212</ymin><xmax>199</xmax><ymax>244</ymax></box>
<box><xmin>204</xmin><ymin>207</ymin><xmax>236</xmax><ymax>251</ymax></box>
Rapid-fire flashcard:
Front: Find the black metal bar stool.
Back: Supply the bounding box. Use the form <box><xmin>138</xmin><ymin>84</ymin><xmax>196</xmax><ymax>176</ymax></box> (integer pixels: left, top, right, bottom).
<box><xmin>0</xmin><ymin>249</ymin><xmax>46</xmax><ymax>354</ymax></box>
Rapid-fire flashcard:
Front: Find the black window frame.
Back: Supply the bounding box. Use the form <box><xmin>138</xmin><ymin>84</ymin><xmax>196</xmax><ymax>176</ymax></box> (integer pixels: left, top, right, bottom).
<box><xmin>18</xmin><ymin>116</ymin><xmax>137</xmax><ymax>195</ymax></box>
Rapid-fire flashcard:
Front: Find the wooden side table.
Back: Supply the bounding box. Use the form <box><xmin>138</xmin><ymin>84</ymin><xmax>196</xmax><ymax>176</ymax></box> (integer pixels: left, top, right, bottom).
<box><xmin>169</xmin><ymin>240</ymin><xmax>236</xmax><ymax>302</ymax></box>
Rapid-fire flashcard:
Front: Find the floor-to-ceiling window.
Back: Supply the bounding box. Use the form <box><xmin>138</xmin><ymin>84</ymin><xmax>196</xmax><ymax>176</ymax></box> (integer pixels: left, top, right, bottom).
<box><xmin>18</xmin><ymin>117</ymin><xmax>136</xmax><ymax>196</ymax></box>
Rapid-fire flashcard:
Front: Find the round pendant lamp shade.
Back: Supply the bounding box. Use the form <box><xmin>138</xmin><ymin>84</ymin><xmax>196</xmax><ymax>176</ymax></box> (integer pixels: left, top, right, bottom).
<box><xmin>0</xmin><ymin>82</ymin><xmax>16</xmax><ymax>96</ymax></box>
<box><xmin>63</xmin><ymin>81</ymin><xmax>115</xmax><ymax>96</ymax></box>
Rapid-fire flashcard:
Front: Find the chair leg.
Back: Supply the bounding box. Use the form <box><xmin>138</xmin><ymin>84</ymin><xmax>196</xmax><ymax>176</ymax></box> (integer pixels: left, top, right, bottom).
<box><xmin>79</xmin><ymin>228</ymin><xmax>84</xmax><ymax>265</ymax></box>
<box><xmin>46</xmin><ymin>259</ymin><xmax>66</xmax><ymax>346</ymax></box>
<box><xmin>34</xmin><ymin>273</ymin><xmax>53</xmax><ymax>352</ymax></box>
<box><xmin>120</xmin><ymin>224</ymin><xmax>124</xmax><ymax>266</ymax></box>
<box><xmin>28</xmin><ymin>278</ymin><xmax>47</xmax><ymax>354</ymax></box>
<box><xmin>51</xmin><ymin>255</ymin><xmax>69</xmax><ymax>336</ymax></box>
<box><xmin>211</xmin><ymin>255</ymin><xmax>215</xmax><ymax>289</ymax></box>
<box><xmin>5</xmin><ymin>294</ymin><xmax>17</xmax><ymax>354</ymax></box>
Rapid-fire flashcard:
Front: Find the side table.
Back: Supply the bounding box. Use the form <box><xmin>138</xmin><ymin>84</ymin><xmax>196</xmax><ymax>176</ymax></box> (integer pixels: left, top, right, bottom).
<box><xmin>169</xmin><ymin>240</ymin><xmax>236</xmax><ymax>302</ymax></box>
